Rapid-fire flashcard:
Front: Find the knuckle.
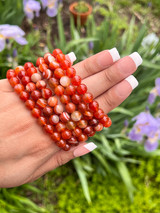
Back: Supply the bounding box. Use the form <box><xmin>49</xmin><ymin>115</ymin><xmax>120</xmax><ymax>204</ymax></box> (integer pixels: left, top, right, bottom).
<box><xmin>83</xmin><ymin>59</ymin><xmax>95</xmax><ymax>77</ymax></box>
<box><xmin>103</xmin><ymin>92</ymin><xmax>114</xmax><ymax>109</ymax></box>
<box><xmin>104</xmin><ymin>70</ymin><xmax>113</xmax><ymax>85</ymax></box>
<box><xmin>55</xmin><ymin>154</ymin><xmax>64</xmax><ymax>167</ymax></box>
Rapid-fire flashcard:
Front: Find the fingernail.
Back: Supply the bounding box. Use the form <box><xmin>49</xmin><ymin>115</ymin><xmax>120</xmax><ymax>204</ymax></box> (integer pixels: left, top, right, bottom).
<box><xmin>67</xmin><ymin>52</ymin><xmax>77</xmax><ymax>63</ymax></box>
<box><xmin>129</xmin><ymin>52</ymin><xmax>143</xmax><ymax>68</ymax></box>
<box><xmin>125</xmin><ymin>75</ymin><xmax>139</xmax><ymax>90</ymax></box>
<box><xmin>73</xmin><ymin>142</ymin><xmax>97</xmax><ymax>157</ymax></box>
<box><xmin>108</xmin><ymin>47</ymin><xmax>120</xmax><ymax>62</ymax></box>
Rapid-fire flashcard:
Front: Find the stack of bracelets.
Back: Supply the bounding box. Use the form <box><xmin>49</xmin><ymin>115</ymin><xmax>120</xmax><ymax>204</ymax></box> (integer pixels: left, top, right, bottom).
<box><xmin>6</xmin><ymin>49</ymin><xmax>112</xmax><ymax>151</ymax></box>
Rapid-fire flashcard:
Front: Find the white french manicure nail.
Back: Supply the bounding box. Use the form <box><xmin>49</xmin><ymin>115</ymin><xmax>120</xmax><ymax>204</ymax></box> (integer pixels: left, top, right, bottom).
<box><xmin>84</xmin><ymin>142</ymin><xmax>97</xmax><ymax>151</ymax></box>
<box><xmin>108</xmin><ymin>47</ymin><xmax>120</xmax><ymax>62</ymax></box>
<box><xmin>67</xmin><ymin>52</ymin><xmax>77</xmax><ymax>63</ymax></box>
<box><xmin>129</xmin><ymin>52</ymin><xmax>143</xmax><ymax>68</ymax></box>
<box><xmin>73</xmin><ymin>142</ymin><xmax>97</xmax><ymax>157</ymax></box>
<box><xmin>125</xmin><ymin>75</ymin><xmax>139</xmax><ymax>90</ymax></box>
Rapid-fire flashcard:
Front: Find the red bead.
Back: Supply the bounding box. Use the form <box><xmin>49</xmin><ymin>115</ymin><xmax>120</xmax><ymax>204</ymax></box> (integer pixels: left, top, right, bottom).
<box><xmin>66</xmin><ymin>121</ymin><xmax>76</xmax><ymax>130</ymax></box>
<box><xmin>52</xmin><ymin>49</ymin><xmax>62</xmax><ymax>57</ymax></box>
<box><xmin>71</xmin><ymin>94</ymin><xmax>81</xmax><ymax>104</ymax></box>
<box><xmin>31</xmin><ymin>90</ymin><xmax>42</xmax><ymax>101</ymax></box>
<box><xmin>62</xmin><ymin>129</ymin><xmax>72</xmax><ymax>140</ymax></box>
<box><xmin>39</xmin><ymin>63</ymin><xmax>48</xmax><ymax>72</ymax></box>
<box><xmin>43</xmin><ymin>106</ymin><xmax>53</xmax><ymax>117</ymax></box>
<box><xmin>38</xmin><ymin>116</ymin><xmax>47</xmax><ymax>126</ymax></box>
<box><xmin>82</xmin><ymin>92</ymin><xmax>93</xmax><ymax>103</ymax></box>
<box><xmin>56</xmin><ymin>139</ymin><xmax>66</xmax><ymax>148</ymax></box>
<box><xmin>51</xmin><ymin>132</ymin><xmax>61</xmax><ymax>142</ymax></box>
<box><xmin>89</xmin><ymin>118</ymin><xmax>99</xmax><ymax>127</ymax></box>
<box><xmin>71</xmin><ymin>75</ymin><xmax>81</xmax><ymax>86</ymax></box>
<box><xmin>44</xmin><ymin>124</ymin><xmax>54</xmax><ymax>134</ymax></box>
<box><xmin>63</xmin><ymin>143</ymin><xmax>71</xmax><ymax>151</ymax></box>
<box><xmin>24</xmin><ymin>62</ymin><xmax>34</xmax><ymax>71</ymax></box>
<box><xmin>49</xmin><ymin>61</ymin><xmax>60</xmax><ymax>70</ymax></box>
<box><xmin>83</xmin><ymin>111</ymin><xmax>93</xmax><ymax>120</ymax></box>
<box><xmin>48</xmin><ymin>96</ymin><xmax>58</xmax><ymax>107</ymax></box>
<box><xmin>19</xmin><ymin>91</ymin><xmax>30</xmax><ymax>101</ymax></box>
<box><xmin>32</xmin><ymin>108</ymin><xmax>41</xmax><ymax>118</ymax></box>
<box><xmin>94</xmin><ymin>109</ymin><xmax>104</xmax><ymax>119</ymax></box>
<box><xmin>60</xmin><ymin>60</ymin><xmax>71</xmax><ymax>69</ymax></box>
<box><xmin>26</xmin><ymin>82</ymin><xmax>36</xmax><ymax>92</ymax></box>
<box><xmin>89</xmin><ymin>101</ymin><xmax>99</xmax><ymax>112</ymax></box>
<box><xmin>9</xmin><ymin>77</ymin><xmax>20</xmax><ymax>87</ymax></box>
<box><xmin>36</xmin><ymin>80</ymin><xmax>47</xmax><ymax>90</ymax></box>
<box><xmin>67</xmin><ymin>137</ymin><xmax>78</xmax><ymax>145</ymax></box>
<box><xmin>77</xmin><ymin>84</ymin><xmax>87</xmax><ymax>95</ymax></box>
<box><xmin>14</xmin><ymin>84</ymin><xmax>24</xmax><ymax>94</ymax></box>
<box><xmin>48</xmin><ymin>77</ymin><xmax>59</xmax><ymax>89</ymax></box>
<box><xmin>65</xmin><ymin>85</ymin><xmax>76</xmax><ymax>95</ymax></box>
<box><xmin>54</xmin><ymin>85</ymin><xmax>64</xmax><ymax>96</ymax></box>
<box><xmin>78</xmin><ymin>103</ymin><xmax>88</xmax><ymax>113</ymax></box>
<box><xmin>49</xmin><ymin>115</ymin><xmax>59</xmax><ymax>125</ymax></box>
<box><xmin>101</xmin><ymin>117</ymin><xmax>112</xmax><ymax>127</ymax></box>
<box><xmin>21</xmin><ymin>76</ymin><xmax>31</xmax><ymax>85</ymax></box>
<box><xmin>25</xmin><ymin>99</ymin><xmax>35</xmax><ymax>110</ymax></box>
<box><xmin>66</xmin><ymin>67</ymin><xmax>76</xmax><ymax>78</ymax></box>
<box><xmin>54</xmin><ymin>105</ymin><xmax>63</xmax><ymax>114</ymax></box>
<box><xmin>60</xmin><ymin>112</ymin><xmax>70</xmax><ymax>123</ymax></box>
<box><xmin>44</xmin><ymin>52</ymin><xmax>54</xmax><ymax>64</ymax></box>
<box><xmin>71</xmin><ymin>111</ymin><xmax>82</xmax><ymax>122</ymax></box>
<box><xmin>6</xmin><ymin>69</ymin><xmax>16</xmax><ymax>79</ymax></box>
<box><xmin>60</xmin><ymin>94</ymin><xmax>70</xmax><ymax>104</ymax></box>
<box><xmin>36</xmin><ymin>98</ymin><xmax>47</xmax><ymax>109</ymax></box>
<box><xmin>65</xmin><ymin>103</ymin><xmax>76</xmax><ymax>113</ymax></box>
<box><xmin>18</xmin><ymin>70</ymin><xmax>26</xmax><ymax>79</ymax></box>
<box><xmin>83</xmin><ymin>126</ymin><xmax>93</xmax><ymax>135</ymax></box>
<box><xmin>78</xmin><ymin>134</ymin><xmax>88</xmax><ymax>142</ymax></box>
<box><xmin>55</xmin><ymin>122</ymin><xmax>66</xmax><ymax>132</ymax></box>
<box><xmin>94</xmin><ymin>123</ymin><xmax>103</xmax><ymax>132</ymax></box>
<box><xmin>26</xmin><ymin>67</ymin><xmax>37</xmax><ymax>77</ymax></box>
<box><xmin>42</xmin><ymin>88</ymin><xmax>52</xmax><ymax>99</ymax></box>
<box><xmin>42</xmin><ymin>69</ymin><xmax>52</xmax><ymax>79</ymax></box>
<box><xmin>36</xmin><ymin>57</ymin><xmax>45</xmax><ymax>67</ymax></box>
<box><xmin>15</xmin><ymin>66</ymin><xmax>24</xmax><ymax>75</ymax></box>
<box><xmin>72</xmin><ymin>127</ymin><xmax>82</xmax><ymax>137</ymax></box>
<box><xmin>88</xmin><ymin>131</ymin><xmax>95</xmax><ymax>137</ymax></box>
<box><xmin>56</xmin><ymin>53</ymin><xmax>65</xmax><ymax>63</ymax></box>
<box><xmin>77</xmin><ymin>119</ymin><xmax>88</xmax><ymax>129</ymax></box>
<box><xmin>54</xmin><ymin>68</ymin><xmax>65</xmax><ymax>79</ymax></box>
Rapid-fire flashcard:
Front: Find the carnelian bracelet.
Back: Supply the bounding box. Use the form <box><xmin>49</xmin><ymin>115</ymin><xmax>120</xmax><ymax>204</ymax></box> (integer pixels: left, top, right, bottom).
<box><xmin>6</xmin><ymin>49</ymin><xmax>112</xmax><ymax>151</ymax></box>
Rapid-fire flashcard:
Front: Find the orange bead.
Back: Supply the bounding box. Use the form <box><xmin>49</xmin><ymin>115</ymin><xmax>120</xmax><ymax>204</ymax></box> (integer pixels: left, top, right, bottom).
<box><xmin>25</xmin><ymin>99</ymin><xmax>35</xmax><ymax>110</ymax></box>
<box><xmin>6</xmin><ymin>69</ymin><xmax>16</xmax><ymax>79</ymax></box>
<box><xmin>60</xmin><ymin>60</ymin><xmax>71</xmax><ymax>70</ymax></box>
<box><xmin>18</xmin><ymin>70</ymin><xmax>26</xmax><ymax>79</ymax></box>
<box><xmin>36</xmin><ymin>57</ymin><xmax>45</xmax><ymax>67</ymax></box>
<box><xmin>14</xmin><ymin>84</ymin><xmax>24</xmax><ymax>94</ymax></box>
<box><xmin>38</xmin><ymin>116</ymin><xmax>47</xmax><ymax>126</ymax></box>
<box><xmin>20</xmin><ymin>91</ymin><xmax>30</xmax><ymax>101</ymax></box>
<box><xmin>42</xmin><ymin>88</ymin><xmax>52</xmax><ymax>99</ymax></box>
<box><xmin>43</xmin><ymin>106</ymin><xmax>53</xmax><ymax>117</ymax></box>
<box><xmin>31</xmin><ymin>90</ymin><xmax>42</xmax><ymax>101</ymax></box>
<box><xmin>94</xmin><ymin>109</ymin><xmax>104</xmax><ymax>119</ymax></box>
<box><xmin>21</xmin><ymin>76</ymin><xmax>31</xmax><ymax>85</ymax></box>
<box><xmin>94</xmin><ymin>123</ymin><xmax>103</xmax><ymax>132</ymax></box>
<box><xmin>49</xmin><ymin>61</ymin><xmax>60</xmax><ymax>70</ymax></box>
<box><xmin>77</xmin><ymin>119</ymin><xmax>88</xmax><ymax>129</ymax></box>
<box><xmin>26</xmin><ymin>82</ymin><xmax>36</xmax><ymax>92</ymax></box>
<box><xmin>66</xmin><ymin>67</ymin><xmax>76</xmax><ymax>78</ymax></box>
<box><xmin>44</xmin><ymin>52</ymin><xmax>54</xmax><ymax>64</ymax></box>
<box><xmin>60</xmin><ymin>95</ymin><xmax>70</xmax><ymax>104</ymax></box>
<box><xmin>61</xmin><ymin>129</ymin><xmax>72</xmax><ymax>140</ymax></box>
<box><xmin>65</xmin><ymin>85</ymin><xmax>76</xmax><ymax>95</ymax></box>
<box><xmin>48</xmin><ymin>96</ymin><xmax>58</xmax><ymax>107</ymax></box>
<box><xmin>77</xmin><ymin>84</ymin><xmax>87</xmax><ymax>95</ymax></box>
<box><xmin>89</xmin><ymin>101</ymin><xmax>99</xmax><ymax>112</ymax></box>
<box><xmin>56</xmin><ymin>53</ymin><xmax>65</xmax><ymax>63</ymax></box>
<box><xmin>39</xmin><ymin>63</ymin><xmax>48</xmax><ymax>72</ymax></box>
<box><xmin>54</xmin><ymin>85</ymin><xmax>64</xmax><ymax>96</ymax></box>
<box><xmin>49</xmin><ymin>115</ymin><xmax>59</xmax><ymax>125</ymax></box>
<box><xmin>65</xmin><ymin>103</ymin><xmax>76</xmax><ymax>113</ymax></box>
<box><xmin>56</xmin><ymin>139</ymin><xmax>66</xmax><ymax>148</ymax></box>
<box><xmin>48</xmin><ymin>77</ymin><xmax>59</xmax><ymax>89</ymax></box>
<box><xmin>36</xmin><ymin>80</ymin><xmax>47</xmax><ymax>90</ymax></box>
<box><xmin>24</xmin><ymin>62</ymin><xmax>34</xmax><ymax>71</ymax></box>
<box><xmin>55</xmin><ymin>122</ymin><xmax>66</xmax><ymax>132</ymax></box>
<box><xmin>66</xmin><ymin>121</ymin><xmax>76</xmax><ymax>130</ymax></box>
<box><xmin>54</xmin><ymin>68</ymin><xmax>65</xmax><ymax>79</ymax></box>
<box><xmin>71</xmin><ymin>75</ymin><xmax>81</xmax><ymax>86</ymax></box>
<box><xmin>36</xmin><ymin>98</ymin><xmax>47</xmax><ymax>109</ymax></box>
<box><xmin>51</xmin><ymin>132</ymin><xmax>61</xmax><ymax>142</ymax></box>
<box><xmin>32</xmin><ymin>108</ymin><xmax>41</xmax><ymax>118</ymax></box>
<box><xmin>71</xmin><ymin>94</ymin><xmax>81</xmax><ymax>104</ymax></box>
<box><xmin>78</xmin><ymin>134</ymin><xmax>88</xmax><ymax>142</ymax></box>
<box><xmin>9</xmin><ymin>77</ymin><xmax>20</xmax><ymax>87</ymax></box>
<box><xmin>72</xmin><ymin>127</ymin><xmax>82</xmax><ymax>137</ymax></box>
<box><xmin>82</xmin><ymin>92</ymin><xmax>93</xmax><ymax>103</ymax></box>
<box><xmin>44</xmin><ymin>124</ymin><xmax>54</xmax><ymax>134</ymax></box>
<box><xmin>26</xmin><ymin>67</ymin><xmax>37</xmax><ymax>77</ymax></box>
<box><xmin>15</xmin><ymin>66</ymin><xmax>24</xmax><ymax>75</ymax></box>
<box><xmin>52</xmin><ymin>49</ymin><xmax>62</xmax><ymax>57</ymax></box>
<box><xmin>63</xmin><ymin>143</ymin><xmax>71</xmax><ymax>151</ymax></box>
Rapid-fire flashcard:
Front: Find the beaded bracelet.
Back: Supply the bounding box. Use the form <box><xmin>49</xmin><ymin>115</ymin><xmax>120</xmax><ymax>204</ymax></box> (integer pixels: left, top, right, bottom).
<box><xmin>6</xmin><ymin>49</ymin><xmax>112</xmax><ymax>151</ymax></box>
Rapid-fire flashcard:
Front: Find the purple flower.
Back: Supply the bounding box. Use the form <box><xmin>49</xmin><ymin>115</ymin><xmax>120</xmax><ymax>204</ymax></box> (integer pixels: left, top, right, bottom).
<box><xmin>0</xmin><ymin>24</ymin><xmax>28</xmax><ymax>52</ymax></box>
<box><xmin>148</xmin><ymin>78</ymin><xmax>160</xmax><ymax>104</ymax></box>
<box><xmin>23</xmin><ymin>0</ymin><xmax>41</xmax><ymax>20</ymax></box>
<box><xmin>13</xmin><ymin>48</ymin><xmax>18</xmax><ymax>58</ymax></box>
<box><xmin>89</xmin><ymin>41</ymin><xmax>94</xmax><ymax>50</ymax></box>
<box><xmin>41</xmin><ymin>0</ymin><xmax>58</xmax><ymax>17</ymax></box>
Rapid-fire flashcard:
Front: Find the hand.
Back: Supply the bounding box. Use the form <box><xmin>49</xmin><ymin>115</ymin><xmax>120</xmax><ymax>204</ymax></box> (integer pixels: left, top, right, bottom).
<box><xmin>0</xmin><ymin>48</ymin><xmax>142</xmax><ymax>188</ymax></box>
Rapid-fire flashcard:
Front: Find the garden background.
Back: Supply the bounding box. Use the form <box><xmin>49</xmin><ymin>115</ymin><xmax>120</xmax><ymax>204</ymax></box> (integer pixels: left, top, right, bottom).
<box><xmin>0</xmin><ymin>0</ymin><xmax>160</xmax><ymax>212</ymax></box>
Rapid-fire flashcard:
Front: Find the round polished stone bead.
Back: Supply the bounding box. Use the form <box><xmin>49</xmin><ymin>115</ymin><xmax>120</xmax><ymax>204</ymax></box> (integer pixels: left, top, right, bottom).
<box><xmin>38</xmin><ymin>116</ymin><xmax>47</xmax><ymax>126</ymax></box>
<box><xmin>54</xmin><ymin>68</ymin><xmax>65</xmax><ymax>79</ymax></box>
<box><xmin>36</xmin><ymin>57</ymin><xmax>45</xmax><ymax>67</ymax></box>
<box><xmin>21</xmin><ymin>76</ymin><xmax>30</xmax><ymax>86</ymax></box>
<box><xmin>56</xmin><ymin>53</ymin><xmax>65</xmax><ymax>63</ymax></box>
<box><xmin>66</xmin><ymin>121</ymin><xmax>76</xmax><ymax>130</ymax></box>
<box><xmin>52</xmin><ymin>48</ymin><xmax>62</xmax><ymax>57</ymax></box>
<box><xmin>36</xmin><ymin>98</ymin><xmax>47</xmax><ymax>109</ymax></box>
<box><xmin>44</xmin><ymin>124</ymin><xmax>54</xmax><ymax>134</ymax></box>
<box><xmin>48</xmin><ymin>77</ymin><xmax>59</xmax><ymax>89</ymax></box>
<box><xmin>26</xmin><ymin>82</ymin><xmax>36</xmax><ymax>93</ymax></box>
<box><xmin>25</xmin><ymin>99</ymin><xmax>35</xmax><ymax>110</ymax></box>
<box><xmin>89</xmin><ymin>118</ymin><xmax>99</xmax><ymax>127</ymax></box>
<box><xmin>60</xmin><ymin>94</ymin><xmax>70</xmax><ymax>104</ymax></box>
<box><xmin>49</xmin><ymin>114</ymin><xmax>59</xmax><ymax>125</ymax></box>
<box><xmin>26</xmin><ymin>67</ymin><xmax>37</xmax><ymax>77</ymax></box>
<box><xmin>89</xmin><ymin>101</ymin><xmax>99</xmax><ymax>112</ymax></box>
<box><xmin>55</xmin><ymin>122</ymin><xmax>66</xmax><ymax>132</ymax></box>
<box><xmin>44</xmin><ymin>52</ymin><xmax>54</xmax><ymax>64</ymax></box>
<box><xmin>71</xmin><ymin>94</ymin><xmax>81</xmax><ymax>104</ymax></box>
<box><xmin>100</xmin><ymin>116</ymin><xmax>112</xmax><ymax>127</ymax></box>
<box><xmin>78</xmin><ymin>103</ymin><xmax>88</xmax><ymax>113</ymax></box>
<box><xmin>71</xmin><ymin>111</ymin><xmax>82</xmax><ymax>122</ymax></box>
<box><xmin>31</xmin><ymin>90</ymin><xmax>42</xmax><ymax>101</ymax></box>
<box><xmin>24</xmin><ymin>62</ymin><xmax>34</xmax><ymax>71</ymax></box>
<box><xmin>14</xmin><ymin>84</ymin><xmax>24</xmax><ymax>94</ymax></box>
<box><xmin>83</xmin><ymin>111</ymin><xmax>93</xmax><ymax>120</ymax></box>
<box><xmin>65</xmin><ymin>102</ymin><xmax>76</xmax><ymax>113</ymax></box>
<box><xmin>94</xmin><ymin>123</ymin><xmax>103</xmax><ymax>132</ymax></box>
<box><xmin>32</xmin><ymin>107</ymin><xmax>41</xmax><ymax>118</ymax></box>
<box><xmin>42</xmin><ymin>69</ymin><xmax>52</xmax><ymax>79</ymax></box>
<box><xmin>82</xmin><ymin>92</ymin><xmax>93</xmax><ymax>103</ymax></box>
<box><xmin>77</xmin><ymin>84</ymin><xmax>87</xmax><ymax>95</ymax></box>
<box><xmin>72</xmin><ymin>127</ymin><xmax>82</xmax><ymax>137</ymax></box>
<box><xmin>19</xmin><ymin>91</ymin><xmax>30</xmax><ymax>101</ymax></box>
<box><xmin>94</xmin><ymin>109</ymin><xmax>104</xmax><ymax>119</ymax></box>
<box><xmin>15</xmin><ymin>66</ymin><xmax>24</xmax><ymax>75</ymax></box>
<box><xmin>60</xmin><ymin>76</ymin><xmax>71</xmax><ymax>87</ymax></box>
<box><xmin>9</xmin><ymin>77</ymin><xmax>20</xmax><ymax>87</ymax></box>
<box><xmin>78</xmin><ymin>134</ymin><xmax>88</xmax><ymax>142</ymax></box>
<box><xmin>51</xmin><ymin>132</ymin><xmax>61</xmax><ymax>142</ymax></box>
<box><xmin>54</xmin><ymin>85</ymin><xmax>64</xmax><ymax>96</ymax></box>
<box><xmin>54</xmin><ymin>104</ymin><xmax>63</xmax><ymax>114</ymax></box>
<box><xmin>42</xmin><ymin>88</ymin><xmax>52</xmax><ymax>99</ymax></box>
<box><xmin>49</xmin><ymin>61</ymin><xmax>60</xmax><ymax>70</ymax></box>
<box><xmin>63</xmin><ymin>143</ymin><xmax>71</xmax><ymax>151</ymax></box>
<box><xmin>39</xmin><ymin>63</ymin><xmax>48</xmax><ymax>72</ymax></box>
<box><xmin>43</xmin><ymin>106</ymin><xmax>53</xmax><ymax>117</ymax></box>
<box><xmin>83</xmin><ymin>126</ymin><xmax>93</xmax><ymax>135</ymax></box>
<box><xmin>88</xmin><ymin>131</ymin><xmax>96</xmax><ymax>137</ymax></box>
<box><xmin>60</xmin><ymin>60</ymin><xmax>71</xmax><ymax>70</ymax></box>
<box><xmin>65</xmin><ymin>85</ymin><xmax>76</xmax><ymax>95</ymax></box>
<box><xmin>48</xmin><ymin>96</ymin><xmax>58</xmax><ymax>107</ymax></box>
<box><xmin>6</xmin><ymin>69</ymin><xmax>16</xmax><ymax>79</ymax></box>
<box><xmin>67</xmin><ymin>136</ymin><xmax>78</xmax><ymax>145</ymax></box>
<box><xmin>18</xmin><ymin>70</ymin><xmax>26</xmax><ymax>79</ymax></box>
<box><xmin>31</xmin><ymin>73</ymin><xmax>42</xmax><ymax>83</ymax></box>
<box><xmin>77</xmin><ymin>119</ymin><xmax>88</xmax><ymax>129</ymax></box>
<box><xmin>56</xmin><ymin>139</ymin><xmax>66</xmax><ymax>148</ymax></box>
<box><xmin>71</xmin><ymin>75</ymin><xmax>81</xmax><ymax>86</ymax></box>
<box><xmin>66</xmin><ymin>67</ymin><xmax>76</xmax><ymax>78</ymax></box>
<box><xmin>61</xmin><ymin>129</ymin><xmax>72</xmax><ymax>140</ymax></box>
<box><xmin>60</xmin><ymin>112</ymin><xmax>70</xmax><ymax>123</ymax></box>
<box><xmin>36</xmin><ymin>80</ymin><xmax>47</xmax><ymax>90</ymax></box>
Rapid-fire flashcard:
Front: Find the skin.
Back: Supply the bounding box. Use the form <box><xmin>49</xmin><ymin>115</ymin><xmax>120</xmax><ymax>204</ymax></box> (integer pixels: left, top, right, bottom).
<box><xmin>0</xmin><ymin>50</ymin><xmax>137</xmax><ymax>188</ymax></box>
